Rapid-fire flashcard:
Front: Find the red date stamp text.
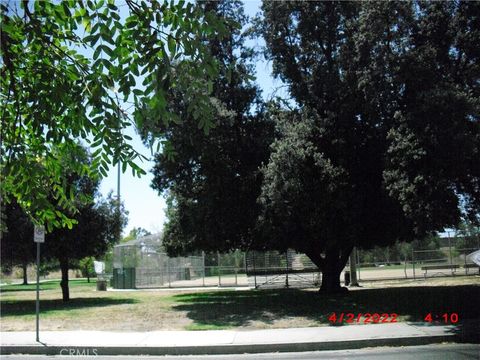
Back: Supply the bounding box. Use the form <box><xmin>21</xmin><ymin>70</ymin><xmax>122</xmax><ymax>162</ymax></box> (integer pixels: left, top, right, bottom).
<box><xmin>328</xmin><ymin>312</ymin><xmax>397</xmax><ymax>324</ymax></box>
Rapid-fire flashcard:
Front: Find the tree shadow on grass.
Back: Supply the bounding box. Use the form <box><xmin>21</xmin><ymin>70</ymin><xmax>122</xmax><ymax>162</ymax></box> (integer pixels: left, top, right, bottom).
<box><xmin>1</xmin><ymin>297</ymin><xmax>139</xmax><ymax>317</ymax></box>
<box><xmin>172</xmin><ymin>285</ymin><xmax>480</xmax><ymax>329</ymax></box>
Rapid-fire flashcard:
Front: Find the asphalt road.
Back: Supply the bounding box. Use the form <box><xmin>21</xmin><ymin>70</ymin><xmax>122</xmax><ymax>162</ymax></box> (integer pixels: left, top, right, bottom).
<box><xmin>2</xmin><ymin>344</ymin><xmax>479</xmax><ymax>360</ymax></box>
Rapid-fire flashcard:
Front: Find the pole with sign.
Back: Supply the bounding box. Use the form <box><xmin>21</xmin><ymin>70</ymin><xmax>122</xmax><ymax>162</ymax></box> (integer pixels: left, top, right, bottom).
<box><xmin>34</xmin><ymin>225</ymin><xmax>45</xmax><ymax>342</ymax></box>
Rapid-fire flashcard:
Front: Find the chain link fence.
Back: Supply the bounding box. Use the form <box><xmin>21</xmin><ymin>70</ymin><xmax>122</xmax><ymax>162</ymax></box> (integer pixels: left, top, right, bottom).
<box><xmin>245</xmin><ymin>249</ymin><xmax>320</xmax><ymax>289</ymax></box>
<box><xmin>353</xmin><ymin>235</ymin><xmax>480</xmax><ymax>281</ymax></box>
<box><xmin>109</xmin><ymin>234</ymin><xmax>479</xmax><ymax>289</ymax></box>
<box><xmin>111</xmin><ymin>235</ymin><xmax>248</xmax><ymax>288</ymax></box>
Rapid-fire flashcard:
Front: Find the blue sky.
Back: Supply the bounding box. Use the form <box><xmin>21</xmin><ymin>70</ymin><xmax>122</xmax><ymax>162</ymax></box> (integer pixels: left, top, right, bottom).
<box><xmin>99</xmin><ymin>1</ymin><xmax>287</xmax><ymax>236</ymax></box>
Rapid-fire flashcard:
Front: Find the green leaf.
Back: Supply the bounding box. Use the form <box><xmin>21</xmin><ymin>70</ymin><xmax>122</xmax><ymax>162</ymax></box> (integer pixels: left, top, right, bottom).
<box><xmin>126</xmin><ymin>20</ymin><xmax>136</xmax><ymax>29</ymax></box>
<box><xmin>100</xmin><ymin>166</ymin><xmax>108</xmax><ymax>178</ymax></box>
<box><xmin>93</xmin><ymin>46</ymin><xmax>102</xmax><ymax>60</ymax></box>
<box><xmin>101</xmin><ymin>44</ymin><xmax>113</xmax><ymax>57</ymax></box>
<box><xmin>168</xmin><ymin>35</ymin><xmax>176</xmax><ymax>55</ymax></box>
<box><xmin>82</xmin><ymin>18</ymin><xmax>92</xmax><ymax>32</ymax></box>
<box><xmin>96</xmin><ymin>0</ymin><xmax>105</xmax><ymax>10</ymax></box>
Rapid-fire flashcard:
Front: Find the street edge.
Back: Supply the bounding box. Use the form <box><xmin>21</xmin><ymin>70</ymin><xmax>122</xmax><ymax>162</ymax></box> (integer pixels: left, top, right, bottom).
<box><xmin>0</xmin><ymin>334</ymin><xmax>466</xmax><ymax>356</ymax></box>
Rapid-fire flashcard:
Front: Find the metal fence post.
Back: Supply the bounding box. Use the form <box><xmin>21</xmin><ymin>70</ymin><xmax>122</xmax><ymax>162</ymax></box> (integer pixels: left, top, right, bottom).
<box><xmin>448</xmin><ymin>234</ymin><xmax>454</xmax><ymax>276</ymax></box>
<box><xmin>448</xmin><ymin>235</ymin><xmax>452</xmax><ymax>265</ymax></box>
<box><xmin>357</xmin><ymin>248</ymin><xmax>361</xmax><ymax>281</ymax></box>
<box><xmin>252</xmin><ymin>251</ymin><xmax>257</xmax><ymax>288</ymax></box>
<box><xmin>167</xmin><ymin>257</ymin><xmax>171</xmax><ymax>288</ymax></box>
<box><xmin>412</xmin><ymin>248</ymin><xmax>416</xmax><ymax>280</ymax></box>
<box><xmin>285</xmin><ymin>251</ymin><xmax>289</xmax><ymax>288</ymax></box>
<box><xmin>202</xmin><ymin>251</ymin><xmax>205</xmax><ymax>287</ymax></box>
<box><xmin>244</xmin><ymin>251</ymin><xmax>248</xmax><ymax>275</ymax></box>
<box><xmin>217</xmin><ymin>251</ymin><xmax>221</xmax><ymax>287</ymax></box>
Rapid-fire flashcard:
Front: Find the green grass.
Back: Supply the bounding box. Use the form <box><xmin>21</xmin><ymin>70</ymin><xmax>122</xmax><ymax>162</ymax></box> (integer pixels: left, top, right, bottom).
<box><xmin>1</xmin><ymin>277</ymin><xmax>479</xmax><ymax>331</ymax></box>
<box><xmin>185</xmin><ymin>323</ymin><xmax>229</xmax><ymax>331</ymax></box>
<box><xmin>0</xmin><ymin>279</ymin><xmax>95</xmax><ymax>293</ymax></box>
<box><xmin>0</xmin><ymin>279</ymin><xmax>130</xmax><ymax>321</ymax></box>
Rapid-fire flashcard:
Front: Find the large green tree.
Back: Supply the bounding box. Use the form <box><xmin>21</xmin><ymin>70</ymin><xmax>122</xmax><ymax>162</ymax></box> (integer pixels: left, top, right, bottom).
<box><xmin>45</xmin><ymin>190</ymin><xmax>127</xmax><ymax>302</ymax></box>
<box><xmin>150</xmin><ymin>0</ymin><xmax>274</xmax><ymax>255</ymax></box>
<box><xmin>1</xmin><ymin>155</ymin><xmax>127</xmax><ymax>301</ymax></box>
<box><xmin>44</xmin><ymin>146</ymin><xmax>126</xmax><ymax>301</ymax></box>
<box><xmin>1</xmin><ymin>0</ymin><xmax>226</xmax><ymax>229</ymax></box>
<box><xmin>0</xmin><ymin>200</ymin><xmax>35</xmax><ymax>285</ymax></box>
<box><xmin>258</xmin><ymin>1</ymin><xmax>479</xmax><ymax>292</ymax></box>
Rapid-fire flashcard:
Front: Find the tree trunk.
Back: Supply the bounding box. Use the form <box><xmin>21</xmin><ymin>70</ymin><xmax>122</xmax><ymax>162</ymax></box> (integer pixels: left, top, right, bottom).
<box><xmin>22</xmin><ymin>262</ymin><xmax>28</xmax><ymax>285</ymax></box>
<box><xmin>349</xmin><ymin>247</ymin><xmax>360</xmax><ymax>287</ymax></box>
<box><xmin>60</xmin><ymin>258</ymin><xmax>70</xmax><ymax>302</ymax></box>
<box><xmin>307</xmin><ymin>244</ymin><xmax>353</xmax><ymax>293</ymax></box>
<box><xmin>86</xmin><ymin>265</ymin><xmax>90</xmax><ymax>283</ymax></box>
<box><xmin>320</xmin><ymin>266</ymin><xmax>345</xmax><ymax>293</ymax></box>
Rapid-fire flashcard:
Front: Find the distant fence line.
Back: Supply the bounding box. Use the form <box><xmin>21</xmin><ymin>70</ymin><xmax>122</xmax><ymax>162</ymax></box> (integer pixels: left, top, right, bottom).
<box><xmin>110</xmin><ymin>235</ymin><xmax>479</xmax><ymax>289</ymax></box>
<box><xmin>354</xmin><ymin>246</ymin><xmax>479</xmax><ymax>282</ymax></box>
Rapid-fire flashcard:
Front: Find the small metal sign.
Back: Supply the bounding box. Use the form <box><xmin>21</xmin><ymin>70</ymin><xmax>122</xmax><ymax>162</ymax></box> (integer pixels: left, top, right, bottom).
<box><xmin>34</xmin><ymin>225</ymin><xmax>45</xmax><ymax>243</ymax></box>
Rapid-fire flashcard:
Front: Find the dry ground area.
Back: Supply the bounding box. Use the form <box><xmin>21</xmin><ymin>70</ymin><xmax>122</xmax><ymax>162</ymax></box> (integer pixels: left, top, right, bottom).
<box><xmin>354</xmin><ymin>275</ymin><xmax>480</xmax><ymax>288</ymax></box>
<box><xmin>0</xmin><ymin>281</ymin><xmax>193</xmax><ymax>331</ymax></box>
<box><xmin>1</xmin><ymin>276</ymin><xmax>479</xmax><ymax>331</ymax></box>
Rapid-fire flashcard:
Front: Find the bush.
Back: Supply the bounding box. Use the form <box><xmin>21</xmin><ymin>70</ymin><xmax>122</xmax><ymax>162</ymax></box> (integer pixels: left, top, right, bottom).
<box><xmin>78</xmin><ymin>257</ymin><xmax>96</xmax><ymax>280</ymax></box>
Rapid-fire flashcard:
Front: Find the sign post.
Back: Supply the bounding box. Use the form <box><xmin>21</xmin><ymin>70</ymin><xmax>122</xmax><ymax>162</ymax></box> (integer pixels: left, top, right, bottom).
<box><xmin>34</xmin><ymin>225</ymin><xmax>45</xmax><ymax>342</ymax></box>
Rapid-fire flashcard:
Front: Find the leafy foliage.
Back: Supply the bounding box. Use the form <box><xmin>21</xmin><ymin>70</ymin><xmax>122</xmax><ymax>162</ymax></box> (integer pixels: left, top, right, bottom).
<box><xmin>78</xmin><ymin>256</ymin><xmax>96</xmax><ymax>281</ymax></box>
<box><xmin>258</xmin><ymin>1</ymin><xmax>479</xmax><ymax>291</ymax></box>
<box><xmin>44</xmin><ymin>182</ymin><xmax>128</xmax><ymax>301</ymax></box>
<box><xmin>1</xmin><ymin>146</ymin><xmax>128</xmax><ymax>300</ymax></box>
<box><xmin>121</xmin><ymin>226</ymin><xmax>152</xmax><ymax>243</ymax></box>
<box><xmin>150</xmin><ymin>0</ymin><xmax>274</xmax><ymax>255</ymax></box>
<box><xmin>44</xmin><ymin>190</ymin><xmax>128</xmax><ymax>264</ymax></box>
<box><xmin>0</xmin><ymin>199</ymin><xmax>35</xmax><ymax>283</ymax></box>
<box><xmin>0</xmin><ymin>0</ymin><xmax>226</xmax><ymax>229</ymax></box>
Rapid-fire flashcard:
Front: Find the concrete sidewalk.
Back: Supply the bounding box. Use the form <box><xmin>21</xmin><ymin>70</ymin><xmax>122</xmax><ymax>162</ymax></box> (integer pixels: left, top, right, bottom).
<box><xmin>1</xmin><ymin>322</ymin><xmax>478</xmax><ymax>356</ymax></box>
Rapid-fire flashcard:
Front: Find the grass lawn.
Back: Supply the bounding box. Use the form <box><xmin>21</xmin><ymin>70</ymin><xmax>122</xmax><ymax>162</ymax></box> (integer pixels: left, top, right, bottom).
<box><xmin>0</xmin><ymin>279</ymin><xmax>94</xmax><ymax>292</ymax></box>
<box><xmin>1</xmin><ymin>276</ymin><xmax>479</xmax><ymax>331</ymax></box>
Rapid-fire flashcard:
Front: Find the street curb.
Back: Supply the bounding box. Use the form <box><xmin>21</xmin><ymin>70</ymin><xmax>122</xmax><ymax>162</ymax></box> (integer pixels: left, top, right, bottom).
<box><xmin>0</xmin><ymin>334</ymin><xmax>461</xmax><ymax>356</ymax></box>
